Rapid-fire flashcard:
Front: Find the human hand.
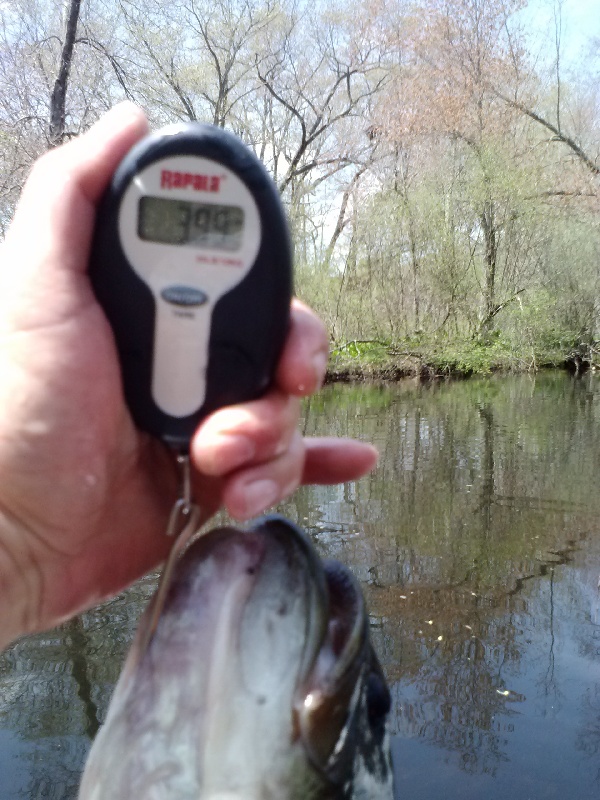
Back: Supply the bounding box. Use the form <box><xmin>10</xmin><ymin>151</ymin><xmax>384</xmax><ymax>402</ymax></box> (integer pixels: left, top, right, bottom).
<box><xmin>0</xmin><ymin>104</ymin><xmax>377</xmax><ymax>650</ymax></box>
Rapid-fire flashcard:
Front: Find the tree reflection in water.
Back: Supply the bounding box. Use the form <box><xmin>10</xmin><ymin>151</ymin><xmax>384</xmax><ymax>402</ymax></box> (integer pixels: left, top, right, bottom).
<box><xmin>294</xmin><ymin>373</ymin><xmax>600</xmax><ymax>798</ymax></box>
<box><xmin>0</xmin><ymin>373</ymin><xmax>599</xmax><ymax>799</ymax></box>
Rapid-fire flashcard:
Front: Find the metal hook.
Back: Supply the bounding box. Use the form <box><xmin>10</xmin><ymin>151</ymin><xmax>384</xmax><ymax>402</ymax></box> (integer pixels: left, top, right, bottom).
<box><xmin>136</xmin><ymin>452</ymin><xmax>202</xmax><ymax>657</ymax></box>
<box><xmin>166</xmin><ymin>453</ymin><xmax>193</xmax><ymax>536</ymax></box>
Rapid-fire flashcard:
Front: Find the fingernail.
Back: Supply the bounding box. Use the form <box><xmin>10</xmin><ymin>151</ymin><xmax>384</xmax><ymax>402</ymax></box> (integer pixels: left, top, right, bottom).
<box><xmin>102</xmin><ymin>100</ymin><xmax>144</xmax><ymax>124</ymax></box>
<box><xmin>311</xmin><ymin>350</ymin><xmax>328</xmax><ymax>391</ymax></box>
<box><xmin>87</xmin><ymin>102</ymin><xmax>141</xmax><ymax>134</ymax></box>
<box><xmin>240</xmin><ymin>478</ymin><xmax>279</xmax><ymax>519</ymax></box>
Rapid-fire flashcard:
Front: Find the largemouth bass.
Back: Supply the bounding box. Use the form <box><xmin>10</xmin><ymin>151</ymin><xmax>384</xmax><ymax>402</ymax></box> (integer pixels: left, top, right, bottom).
<box><xmin>79</xmin><ymin>515</ymin><xmax>394</xmax><ymax>799</ymax></box>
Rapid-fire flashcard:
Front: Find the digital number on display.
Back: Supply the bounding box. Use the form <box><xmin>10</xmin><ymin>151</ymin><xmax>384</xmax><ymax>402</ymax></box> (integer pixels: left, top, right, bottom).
<box><xmin>138</xmin><ymin>196</ymin><xmax>244</xmax><ymax>251</ymax></box>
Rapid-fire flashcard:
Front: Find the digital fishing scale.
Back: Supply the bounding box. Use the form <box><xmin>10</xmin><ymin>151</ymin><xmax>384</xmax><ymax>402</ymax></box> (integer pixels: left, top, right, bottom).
<box><xmin>89</xmin><ymin>122</ymin><xmax>293</xmax><ymax>450</ymax></box>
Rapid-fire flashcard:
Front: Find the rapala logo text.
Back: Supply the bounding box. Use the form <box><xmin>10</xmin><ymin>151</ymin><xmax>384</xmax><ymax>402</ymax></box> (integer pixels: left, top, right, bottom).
<box><xmin>161</xmin><ymin>170</ymin><xmax>222</xmax><ymax>192</ymax></box>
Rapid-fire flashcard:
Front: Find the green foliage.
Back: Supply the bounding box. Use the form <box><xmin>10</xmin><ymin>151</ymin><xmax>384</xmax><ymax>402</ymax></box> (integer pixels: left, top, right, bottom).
<box><xmin>427</xmin><ymin>337</ymin><xmax>514</xmax><ymax>375</ymax></box>
<box><xmin>330</xmin><ymin>340</ymin><xmax>389</xmax><ymax>359</ymax></box>
<box><xmin>326</xmin><ymin>317</ymin><xmax>598</xmax><ymax>377</ymax></box>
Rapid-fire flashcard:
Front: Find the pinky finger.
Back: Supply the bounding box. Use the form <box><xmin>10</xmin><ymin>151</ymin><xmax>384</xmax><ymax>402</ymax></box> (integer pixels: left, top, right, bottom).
<box><xmin>302</xmin><ymin>438</ymin><xmax>378</xmax><ymax>485</ymax></box>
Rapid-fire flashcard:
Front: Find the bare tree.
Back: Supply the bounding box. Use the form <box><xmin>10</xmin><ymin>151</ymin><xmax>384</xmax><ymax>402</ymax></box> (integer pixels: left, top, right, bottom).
<box><xmin>49</xmin><ymin>0</ymin><xmax>83</xmax><ymax>146</ymax></box>
<box><xmin>256</xmin><ymin>4</ymin><xmax>388</xmax><ymax>195</ymax></box>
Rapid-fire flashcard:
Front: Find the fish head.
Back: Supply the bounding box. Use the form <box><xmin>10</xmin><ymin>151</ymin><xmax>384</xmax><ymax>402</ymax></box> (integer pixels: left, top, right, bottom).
<box><xmin>79</xmin><ymin>515</ymin><xmax>393</xmax><ymax>800</ymax></box>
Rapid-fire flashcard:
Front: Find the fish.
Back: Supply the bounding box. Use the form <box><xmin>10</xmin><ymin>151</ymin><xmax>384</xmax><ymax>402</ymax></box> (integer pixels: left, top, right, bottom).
<box><xmin>78</xmin><ymin>515</ymin><xmax>394</xmax><ymax>800</ymax></box>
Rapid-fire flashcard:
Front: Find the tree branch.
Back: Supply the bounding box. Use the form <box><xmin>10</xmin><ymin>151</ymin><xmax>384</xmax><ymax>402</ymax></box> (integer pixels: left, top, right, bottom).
<box><xmin>495</xmin><ymin>90</ymin><xmax>600</xmax><ymax>176</ymax></box>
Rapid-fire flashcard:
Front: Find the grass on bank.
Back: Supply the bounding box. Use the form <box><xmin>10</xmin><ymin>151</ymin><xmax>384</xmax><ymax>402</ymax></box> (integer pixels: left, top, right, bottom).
<box><xmin>327</xmin><ymin>334</ymin><xmax>600</xmax><ymax>380</ymax></box>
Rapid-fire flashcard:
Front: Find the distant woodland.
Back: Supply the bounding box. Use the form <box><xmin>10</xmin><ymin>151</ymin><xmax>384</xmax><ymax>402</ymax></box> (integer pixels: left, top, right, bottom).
<box><xmin>1</xmin><ymin>0</ymin><xmax>599</xmax><ymax>371</ymax></box>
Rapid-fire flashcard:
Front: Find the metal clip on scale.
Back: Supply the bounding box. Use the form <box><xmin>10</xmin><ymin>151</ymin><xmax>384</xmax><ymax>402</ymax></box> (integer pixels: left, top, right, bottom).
<box><xmin>142</xmin><ymin>454</ymin><xmax>202</xmax><ymax>649</ymax></box>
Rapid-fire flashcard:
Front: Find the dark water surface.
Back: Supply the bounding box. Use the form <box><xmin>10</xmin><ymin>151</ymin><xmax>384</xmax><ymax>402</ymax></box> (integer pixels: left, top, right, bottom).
<box><xmin>1</xmin><ymin>372</ymin><xmax>599</xmax><ymax>798</ymax></box>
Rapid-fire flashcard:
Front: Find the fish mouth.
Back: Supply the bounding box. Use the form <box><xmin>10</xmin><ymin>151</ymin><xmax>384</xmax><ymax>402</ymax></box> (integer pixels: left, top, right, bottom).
<box><xmin>131</xmin><ymin>514</ymin><xmax>333</xmax><ymax>702</ymax></box>
<box><xmin>80</xmin><ymin>515</ymin><xmax>389</xmax><ymax>798</ymax></box>
<box><xmin>140</xmin><ymin>514</ymin><xmax>373</xmax><ymax>771</ymax></box>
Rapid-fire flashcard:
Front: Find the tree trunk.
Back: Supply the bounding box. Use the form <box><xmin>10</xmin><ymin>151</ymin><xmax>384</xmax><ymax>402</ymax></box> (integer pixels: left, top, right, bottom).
<box><xmin>49</xmin><ymin>0</ymin><xmax>82</xmax><ymax>147</ymax></box>
<box><xmin>480</xmin><ymin>199</ymin><xmax>498</xmax><ymax>334</ymax></box>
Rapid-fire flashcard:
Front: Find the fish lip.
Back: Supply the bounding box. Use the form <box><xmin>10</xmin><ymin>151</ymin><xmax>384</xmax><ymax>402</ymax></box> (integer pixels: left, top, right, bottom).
<box><xmin>251</xmin><ymin>517</ymin><xmax>374</xmax><ymax>783</ymax></box>
<box><xmin>294</xmin><ymin>557</ymin><xmax>371</xmax><ymax>780</ymax></box>
<box><xmin>245</xmin><ymin>514</ymin><xmax>331</xmax><ymax>682</ymax></box>
<box><xmin>246</xmin><ymin>514</ymin><xmax>328</xmax><ymax>589</ymax></box>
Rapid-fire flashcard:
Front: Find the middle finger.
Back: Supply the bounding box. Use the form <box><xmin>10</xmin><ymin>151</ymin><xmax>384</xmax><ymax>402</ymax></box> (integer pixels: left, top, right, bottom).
<box><xmin>190</xmin><ymin>391</ymin><xmax>301</xmax><ymax>476</ymax></box>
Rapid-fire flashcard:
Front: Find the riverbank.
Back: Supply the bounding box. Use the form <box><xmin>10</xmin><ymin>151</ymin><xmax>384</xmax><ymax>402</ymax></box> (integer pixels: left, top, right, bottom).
<box><xmin>326</xmin><ymin>338</ymin><xmax>600</xmax><ymax>381</ymax></box>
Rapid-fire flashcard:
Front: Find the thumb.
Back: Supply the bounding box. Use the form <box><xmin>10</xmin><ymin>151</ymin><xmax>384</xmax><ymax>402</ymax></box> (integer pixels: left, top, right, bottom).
<box><xmin>0</xmin><ymin>103</ymin><xmax>149</xmax><ymax>327</ymax></box>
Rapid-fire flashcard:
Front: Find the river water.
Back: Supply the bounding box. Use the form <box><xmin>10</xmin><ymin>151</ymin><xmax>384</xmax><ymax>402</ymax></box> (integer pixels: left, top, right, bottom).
<box><xmin>1</xmin><ymin>372</ymin><xmax>599</xmax><ymax>798</ymax></box>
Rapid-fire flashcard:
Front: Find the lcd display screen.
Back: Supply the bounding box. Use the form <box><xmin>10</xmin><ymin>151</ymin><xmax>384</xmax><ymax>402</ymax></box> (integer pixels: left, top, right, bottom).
<box><xmin>138</xmin><ymin>196</ymin><xmax>244</xmax><ymax>251</ymax></box>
